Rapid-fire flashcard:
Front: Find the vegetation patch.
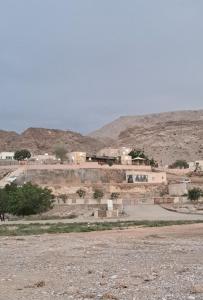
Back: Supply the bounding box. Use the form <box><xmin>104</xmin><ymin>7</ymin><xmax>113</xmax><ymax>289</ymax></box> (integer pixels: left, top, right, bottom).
<box><xmin>1</xmin><ymin>220</ymin><xmax>203</xmax><ymax>236</ymax></box>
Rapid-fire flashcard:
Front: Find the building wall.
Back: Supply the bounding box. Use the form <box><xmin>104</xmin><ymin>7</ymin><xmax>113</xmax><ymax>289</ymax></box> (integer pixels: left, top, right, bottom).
<box><xmin>0</xmin><ymin>152</ymin><xmax>15</xmax><ymax>160</ymax></box>
<box><xmin>168</xmin><ymin>183</ymin><xmax>188</xmax><ymax>196</ymax></box>
<box><xmin>126</xmin><ymin>171</ymin><xmax>167</xmax><ymax>184</ymax></box>
<box><xmin>120</xmin><ymin>155</ymin><xmax>132</xmax><ymax>165</ymax></box>
<box><xmin>97</xmin><ymin>147</ymin><xmax>132</xmax><ymax>157</ymax></box>
<box><xmin>67</xmin><ymin>152</ymin><xmax>86</xmax><ymax>164</ymax></box>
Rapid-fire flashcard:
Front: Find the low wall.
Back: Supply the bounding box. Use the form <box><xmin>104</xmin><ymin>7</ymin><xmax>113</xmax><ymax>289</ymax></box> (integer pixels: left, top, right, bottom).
<box><xmin>154</xmin><ymin>197</ymin><xmax>175</xmax><ymax>204</ymax></box>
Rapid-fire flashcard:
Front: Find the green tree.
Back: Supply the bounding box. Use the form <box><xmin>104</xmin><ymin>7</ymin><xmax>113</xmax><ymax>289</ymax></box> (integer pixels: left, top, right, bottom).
<box><xmin>14</xmin><ymin>149</ymin><xmax>31</xmax><ymax>161</ymax></box>
<box><xmin>0</xmin><ymin>189</ymin><xmax>9</xmax><ymax>219</ymax></box>
<box><xmin>169</xmin><ymin>160</ymin><xmax>189</xmax><ymax>169</ymax></box>
<box><xmin>6</xmin><ymin>183</ymin><xmax>54</xmax><ymax>216</ymax></box>
<box><xmin>93</xmin><ymin>189</ymin><xmax>104</xmax><ymax>201</ymax></box>
<box><xmin>54</xmin><ymin>145</ymin><xmax>67</xmax><ymax>163</ymax></box>
<box><xmin>129</xmin><ymin>149</ymin><xmax>147</xmax><ymax>160</ymax></box>
<box><xmin>188</xmin><ymin>188</ymin><xmax>203</xmax><ymax>203</ymax></box>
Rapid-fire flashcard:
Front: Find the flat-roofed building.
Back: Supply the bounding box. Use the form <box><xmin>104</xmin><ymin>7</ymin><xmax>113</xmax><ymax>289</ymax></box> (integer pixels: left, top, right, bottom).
<box><xmin>0</xmin><ymin>152</ymin><xmax>15</xmax><ymax>160</ymax></box>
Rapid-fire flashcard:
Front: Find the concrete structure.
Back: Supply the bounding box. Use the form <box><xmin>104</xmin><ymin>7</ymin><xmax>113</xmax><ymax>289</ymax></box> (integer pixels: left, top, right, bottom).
<box><xmin>120</xmin><ymin>155</ymin><xmax>132</xmax><ymax>165</ymax></box>
<box><xmin>195</xmin><ymin>160</ymin><xmax>203</xmax><ymax>171</ymax></box>
<box><xmin>32</xmin><ymin>154</ymin><xmax>57</xmax><ymax>162</ymax></box>
<box><xmin>168</xmin><ymin>183</ymin><xmax>188</xmax><ymax>196</ymax></box>
<box><xmin>0</xmin><ymin>152</ymin><xmax>15</xmax><ymax>160</ymax></box>
<box><xmin>97</xmin><ymin>147</ymin><xmax>132</xmax><ymax>157</ymax></box>
<box><xmin>67</xmin><ymin>152</ymin><xmax>86</xmax><ymax>164</ymax></box>
<box><xmin>126</xmin><ymin>170</ymin><xmax>167</xmax><ymax>184</ymax></box>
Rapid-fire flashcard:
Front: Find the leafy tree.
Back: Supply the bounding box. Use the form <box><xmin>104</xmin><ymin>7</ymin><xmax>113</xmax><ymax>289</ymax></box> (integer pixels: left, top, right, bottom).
<box><xmin>188</xmin><ymin>188</ymin><xmax>203</xmax><ymax>203</ymax></box>
<box><xmin>54</xmin><ymin>145</ymin><xmax>67</xmax><ymax>163</ymax></box>
<box><xmin>6</xmin><ymin>182</ymin><xmax>54</xmax><ymax>216</ymax></box>
<box><xmin>169</xmin><ymin>160</ymin><xmax>189</xmax><ymax>169</ymax></box>
<box><xmin>0</xmin><ymin>189</ymin><xmax>8</xmax><ymax>220</ymax></box>
<box><xmin>110</xmin><ymin>192</ymin><xmax>120</xmax><ymax>200</ymax></box>
<box><xmin>76</xmin><ymin>189</ymin><xmax>86</xmax><ymax>198</ymax></box>
<box><xmin>129</xmin><ymin>149</ymin><xmax>147</xmax><ymax>160</ymax></box>
<box><xmin>14</xmin><ymin>149</ymin><xmax>31</xmax><ymax>161</ymax></box>
<box><xmin>93</xmin><ymin>189</ymin><xmax>104</xmax><ymax>200</ymax></box>
<box><xmin>128</xmin><ymin>149</ymin><xmax>158</xmax><ymax>167</ymax></box>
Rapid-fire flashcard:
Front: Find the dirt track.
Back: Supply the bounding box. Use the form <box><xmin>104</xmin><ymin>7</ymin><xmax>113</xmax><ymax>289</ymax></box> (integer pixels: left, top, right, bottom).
<box><xmin>0</xmin><ymin>224</ymin><xmax>203</xmax><ymax>300</ymax></box>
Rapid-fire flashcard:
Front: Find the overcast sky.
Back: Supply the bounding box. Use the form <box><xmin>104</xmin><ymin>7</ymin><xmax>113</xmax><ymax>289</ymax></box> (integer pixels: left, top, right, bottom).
<box><xmin>0</xmin><ymin>0</ymin><xmax>203</xmax><ymax>133</ymax></box>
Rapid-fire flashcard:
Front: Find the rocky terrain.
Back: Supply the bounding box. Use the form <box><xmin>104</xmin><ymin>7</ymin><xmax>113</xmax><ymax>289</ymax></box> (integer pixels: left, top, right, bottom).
<box><xmin>0</xmin><ymin>224</ymin><xmax>203</xmax><ymax>300</ymax></box>
<box><xmin>1</xmin><ymin>110</ymin><xmax>203</xmax><ymax>164</ymax></box>
<box><xmin>0</xmin><ymin>128</ymin><xmax>105</xmax><ymax>155</ymax></box>
<box><xmin>89</xmin><ymin>110</ymin><xmax>203</xmax><ymax>165</ymax></box>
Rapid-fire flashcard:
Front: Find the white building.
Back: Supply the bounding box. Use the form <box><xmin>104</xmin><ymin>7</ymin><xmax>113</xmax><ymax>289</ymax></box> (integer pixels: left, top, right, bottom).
<box><xmin>0</xmin><ymin>152</ymin><xmax>15</xmax><ymax>160</ymax></box>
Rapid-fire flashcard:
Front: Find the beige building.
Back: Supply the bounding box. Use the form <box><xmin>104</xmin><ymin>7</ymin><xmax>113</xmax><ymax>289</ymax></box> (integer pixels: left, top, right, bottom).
<box><xmin>0</xmin><ymin>152</ymin><xmax>15</xmax><ymax>160</ymax></box>
<box><xmin>32</xmin><ymin>153</ymin><xmax>57</xmax><ymax>162</ymax></box>
<box><xmin>120</xmin><ymin>155</ymin><xmax>132</xmax><ymax>165</ymax></box>
<box><xmin>67</xmin><ymin>152</ymin><xmax>86</xmax><ymax>164</ymax></box>
<box><xmin>126</xmin><ymin>170</ymin><xmax>167</xmax><ymax>184</ymax></box>
<box><xmin>97</xmin><ymin>147</ymin><xmax>132</xmax><ymax>157</ymax></box>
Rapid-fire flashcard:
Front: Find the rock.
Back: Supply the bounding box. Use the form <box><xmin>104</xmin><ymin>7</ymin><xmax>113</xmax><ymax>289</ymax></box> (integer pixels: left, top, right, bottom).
<box><xmin>192</xmin><ymin>284</ymin><xmax>203</xmax><ymax>294</ymax></box>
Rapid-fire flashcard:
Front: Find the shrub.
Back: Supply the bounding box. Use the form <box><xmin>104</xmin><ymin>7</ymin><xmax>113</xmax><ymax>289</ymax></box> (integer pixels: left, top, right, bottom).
<box><xmin>110</xmin><ymin>192</ymin><xmax>120</xmax><ymax>200</ymax></box>
<box><xmin>188</xmin><ymin>188</ymin><xmax>203</xmax><ymax>203</ymax></box>
<box><xmin>93</xmin><ymin>189</ymin><xmax>104</xmax><ymax>200</ymax></box>
<box><xmin>169</xmin><ymin>160</ymin><xmax>189</xmax><ymax>169</ymax></box>
<box><xmin>76</xmin><ymin>189</ymin><xmax>86</xmax><ymax>198</ymax></box>
<box><xmin>4</xmin><ymin>182</ymin><xmax>54</xmax><ymax>216</ymax></box>
<box><xmin>107</xmin><ymin>161</ymin><xmax>113</xmax><ymax>167</ymax></box>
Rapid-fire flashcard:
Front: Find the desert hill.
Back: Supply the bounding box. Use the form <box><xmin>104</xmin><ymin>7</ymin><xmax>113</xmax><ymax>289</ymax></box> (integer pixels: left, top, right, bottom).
<box><xmin>0</xmin><ymin>128</ymin><xmax>104</xmax><ymax>155</ymax></box>
<box><xmin>89</xmin><ymin>110</ymin><xmax>203</xmax><ymax>139</ymax></box>
<box><xmin>89</xmin><ymin>110</ymin><xmax>203</xmax><ymax>165</ymax></box>
<box><xmin>117</xmin><ymin>119</ymin><xmax>203</xmax><ymax>165</ymax></box>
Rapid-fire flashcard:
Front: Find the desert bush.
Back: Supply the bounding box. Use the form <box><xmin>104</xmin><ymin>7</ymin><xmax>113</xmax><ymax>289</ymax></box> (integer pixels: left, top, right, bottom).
<box><xmin>169</xmin><ymin>160</ymin><xmax>189</xmax><ymax>169</ymax></box>
<box><xmin>188</xmin><ymin>188</ymin><xmax>203</xmax><ymax>203</ymax></box>
<box><xmin>110</xmin><ymin>192</ymin><xmax>120</xmax><ymax>200</ymax></box>
<box><xmin>93</xmin><ymin>189</ymin><xmax>104</xmax><ymax>200</ymax></box>
<box><xmin>76</xmin><ymin>189</ymin><xmax>86</xmax><ymax>198</ymax></box>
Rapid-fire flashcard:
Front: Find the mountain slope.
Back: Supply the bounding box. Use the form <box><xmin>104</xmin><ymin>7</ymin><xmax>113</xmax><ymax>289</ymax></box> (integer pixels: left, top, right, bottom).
<box><xmin>89</xmin><ymin>110</ymin><xmax>203</xmax><ymax>139</ymax></box>
<box><xmin>116</xmin><ymin>119</ymin><xmax>203</xmax><ymax>165</ymax></box>
<box><xmin>89</xmin><ymin>109</ymin><xmax>203</xmax><ymax>164</ymax></box>
<box><xmin>0</xmin><ymin>128</ymin><xmax>104</xmax><ymax>155</ymax></box>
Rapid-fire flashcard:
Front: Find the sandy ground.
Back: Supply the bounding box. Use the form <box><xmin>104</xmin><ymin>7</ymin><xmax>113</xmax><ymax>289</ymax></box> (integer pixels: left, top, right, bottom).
<box><xmin>0</xmin><ymin>224</ymin><xmax>203</xmax><ymax>300</ymax></box>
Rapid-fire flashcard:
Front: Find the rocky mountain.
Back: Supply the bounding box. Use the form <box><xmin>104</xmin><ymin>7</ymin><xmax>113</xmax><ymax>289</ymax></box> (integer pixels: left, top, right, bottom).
<box><xmin>0</xmin><ymin>128</ymin><xmax>104</xmax><ymax>155</ymax></box>
<box><xmin>89</xmin><ymin>110</ymin><xmax>203</xmax><ymax>139</ymax></box>
<box><xmin>89</xmin><ymin>110</ymin><xmax>203</xmax><ymax>165</ymax></box>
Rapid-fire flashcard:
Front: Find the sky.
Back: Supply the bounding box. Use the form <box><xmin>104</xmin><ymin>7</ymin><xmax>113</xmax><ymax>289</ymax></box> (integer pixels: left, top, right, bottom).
<box><xmin>0</xmin><ymin>0</ymin><xmax>203</xmax><ymax>134</ymax></box>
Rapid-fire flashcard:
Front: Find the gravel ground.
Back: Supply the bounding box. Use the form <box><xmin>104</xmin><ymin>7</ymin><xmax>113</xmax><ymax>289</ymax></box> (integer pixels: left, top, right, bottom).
<box><xmin>0</xmin><ymin>224</ymin><xmax>203</xmax><ymax>300</ymax></box>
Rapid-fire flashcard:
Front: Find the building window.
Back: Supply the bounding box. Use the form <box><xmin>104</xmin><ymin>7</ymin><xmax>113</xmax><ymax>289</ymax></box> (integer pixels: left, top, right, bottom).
<box><xmin>134</xmin><ymin>175</ymin><xmax>148</xmax><ymax>182</ymax></box>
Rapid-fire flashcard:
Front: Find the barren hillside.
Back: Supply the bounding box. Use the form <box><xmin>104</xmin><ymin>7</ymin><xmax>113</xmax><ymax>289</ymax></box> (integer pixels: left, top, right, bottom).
<box><xmin>0</xmin><ymin>128</ymin><xmax>104</xmax><ymax>155</ymax></box>
<box><xmin>89</xmin><ymin>110</ymin><xmax>203</xmax><ymax>164</ymax></box>
<box><xmin>117</xmin><ymin>120</ymin><xmax>203</xmax><ymax>165</ymax></box>
<box><xmin>89</xmin><ymin>110</ymin><xmax>203</xmax><ymax>139</ymax></box>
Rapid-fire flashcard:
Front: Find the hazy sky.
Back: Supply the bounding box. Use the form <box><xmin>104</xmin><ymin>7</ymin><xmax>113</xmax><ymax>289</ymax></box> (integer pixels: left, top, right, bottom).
<box><xmin>0</xmin><ymin>0</ymin><xmax>203</xmax><ymax>133</ymax></box>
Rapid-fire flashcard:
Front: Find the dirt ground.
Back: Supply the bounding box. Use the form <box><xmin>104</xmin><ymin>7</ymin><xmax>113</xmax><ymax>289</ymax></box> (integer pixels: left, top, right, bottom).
<box><xmin>0</xmin><ymin>224</ymin><xmax>203</xmax><ymax>300</ymax></box>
